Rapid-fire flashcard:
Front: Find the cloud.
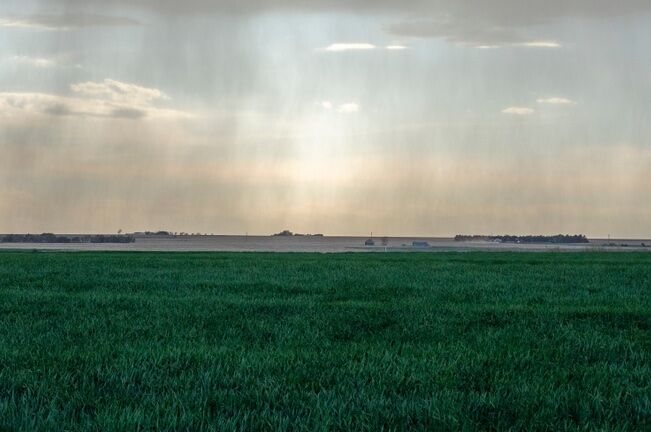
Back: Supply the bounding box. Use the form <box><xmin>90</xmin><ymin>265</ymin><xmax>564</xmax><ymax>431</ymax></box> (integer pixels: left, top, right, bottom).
<box><xmin>518</xmin><ymin>41</ymin><xmax>562</xmax><ymax>48</ymax></box>
<box><xmin>318</xmin><ymin>101</ymin><xmax>360</xmax><ymax>114</ymax></box>
<box><xmin>388</xmin><ymin>19</ymin><xmax>524</xmax><ymax>46</ymax></box>
<box><xmin>42</xmin><ymin>103</ymin><xmax>73</xmax><ymax>116</ymax></box>
<box><xmin>323</xmin><ymin>43</ymin><xmax>408</xmax><ymax>53</ymax></box>
<box><xmin>0</xmin><ymin>79</ymin><xmax>187</xmax><ymax>120</ymax></box>
<box><xmin>6</xmin><ymin>1</ymin><xmax>648</xmax><ymax>48</ymax></box>
<box><xmin>9</xmin><ymin>55</ymin><xmax>56</xmax><ymax>68</ymax></box>
<box><xmin>537</xmin><ymin>97</ymin><xmax>576</xmax><ymax>105</ymax></box>
<box><xmin>0</xmin><ymin>14</ymin><xmax>140</xmax><ymax>30</ymax></box>
<box><xmin>388</xmin><ymin>19</ymin><xmax>564</xmax><ymax>48</ymax></box>
<box><xmin>380</xmin><ymin>1</ymin><xmax>650</xmax><ymax>47</ymax></box>
<box><xmin>324</xmin><ymin>43</ymin><xmax>376</xmax><ymax>52</ymax></box>
<box><xmin>337</xmin><ymin>103</ymin><xmax>360</xmax><ymax>114</ymax></box>
<box><xmin>502</xmin><ymin>107</ymin><xmax>535</xmax><ymax>115</ymax></box>
<box><xmin>110</xmin><ymin>107</ymin><xmax>148</xmax><ymax>119</ymax></box>
<box><xmin>71</xmin><ymin>79</ymin><xmax>170</xmax><ymax>105</ymax></box>
<box><xmin>28</xmin><ymin>0</ymin><xmax>651</xmax><ymax>19</ymax></box>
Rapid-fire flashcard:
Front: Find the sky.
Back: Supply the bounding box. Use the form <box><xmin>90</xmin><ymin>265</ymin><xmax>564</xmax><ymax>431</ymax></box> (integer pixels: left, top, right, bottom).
<box><xmin>1</xmin><ymin>1</ymin><xmax>650</xmax><ymax>237</ymax></box>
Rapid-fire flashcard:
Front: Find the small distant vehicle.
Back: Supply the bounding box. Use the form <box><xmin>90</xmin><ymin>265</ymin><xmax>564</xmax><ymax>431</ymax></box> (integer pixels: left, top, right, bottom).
<box><xmin>412</xmin><ymin>241</ymin><xmax>430</xmax><ymax>248</ymax></box>
<box><xmin>365</xmin><ymin>238</ymin><xmax>375</xmax><ymax>246</ymax></box>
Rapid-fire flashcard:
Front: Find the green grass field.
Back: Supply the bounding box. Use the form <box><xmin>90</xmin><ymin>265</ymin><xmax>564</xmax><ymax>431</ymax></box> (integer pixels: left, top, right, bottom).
<box><xmin>1</xmin><ymin>251</ymin><xmax>650</xmax><ymax>430</ymax></box>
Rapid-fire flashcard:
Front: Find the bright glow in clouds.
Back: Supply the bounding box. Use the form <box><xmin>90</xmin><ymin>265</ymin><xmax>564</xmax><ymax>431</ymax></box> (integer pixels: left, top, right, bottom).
<box><xmin>478</xmin><ymin>42</ymin><xmax>561</xmax><ymax>49</ymax></box>
<box><xmin>0</xmin><ymin>14</ymin><xmax>140</xmax><ymax>30</ymax></box>
<box><xmin>502</xmin><ymin>107</ymin><xmax>535</xmax><ymax>115</ymax></box>
<box><xmin>336</xmin><ymin>103</ymin><xmax>360</xmax><ymax>114</ymax></box>
<box><xmin>325</xmin><ymin>43</ymin><xmax>376</xmax><ymax>52</ymax></box>
<box><xmin>0</xmin><ymin>18</ymin><xmax>45</xmax><ymax>29</ymax></box>
<box><xmin>319</xmin><ymin>101</ymin><xmax>360</xmax><ymax>113</ymax></box>
<box><xmin>537</xmin><ymin>97</ymin><xmax>576</xmax><ymax>105</ymax></box>
<box><xmin>520</xmin><ymin>41</ymin><xmax>562</xmax><ymax>48</ymax></box>
<box><xmin>324</xmin><ymin>43</ymin><xmax>409</xmax><ymax>52</ymax></box>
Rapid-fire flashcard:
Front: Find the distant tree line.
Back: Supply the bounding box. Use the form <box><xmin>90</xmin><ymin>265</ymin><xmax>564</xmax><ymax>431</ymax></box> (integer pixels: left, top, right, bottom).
<box><xmin>272</xmin><ymin>230</ymin><xmax>324</xmax><ymax>237</ymax></box>
<box><xmin>89</xmin><ymin>235</ymin><xmax>135</xmax><ymax>243</ymax></box>
<box><xmin>454</xmin><ymin>234</ymin><xmax>589</xmax><ymax>244</ymax></box>
<box><xmin>1</xmin><ymin>233</ymin><xmax>135</xmax><ymax>244</ymax></box>
<box><xmin>134</xmin><ymin>231</ymin><xmax>213</xmax><ymax>236</ymax></box>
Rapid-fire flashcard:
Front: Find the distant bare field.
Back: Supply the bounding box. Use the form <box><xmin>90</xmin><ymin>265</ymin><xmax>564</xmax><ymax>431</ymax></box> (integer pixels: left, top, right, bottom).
<box><xmin>0</xmin><ymin>235</ymin><xmax>649</xmax><ymax>252</ymax></box>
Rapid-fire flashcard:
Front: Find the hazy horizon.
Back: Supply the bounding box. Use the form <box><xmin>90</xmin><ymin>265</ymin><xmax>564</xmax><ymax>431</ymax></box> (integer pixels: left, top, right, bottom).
<box><xmin>0</xmin><ymin>230</ymin><xmax>647</xmax><ymax>241</ymax></box>
<box><xmin>1</xmin><ymin>1</ymin><xmax>650</xmax><ymax>238</ymax></box>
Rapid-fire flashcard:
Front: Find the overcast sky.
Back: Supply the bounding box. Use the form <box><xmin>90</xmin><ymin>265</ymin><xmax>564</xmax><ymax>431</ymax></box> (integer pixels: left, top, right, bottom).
<box><xmin>1</xmin><ymin>1</ymin><xmax>650</xmax><ymax>236</ymax></box>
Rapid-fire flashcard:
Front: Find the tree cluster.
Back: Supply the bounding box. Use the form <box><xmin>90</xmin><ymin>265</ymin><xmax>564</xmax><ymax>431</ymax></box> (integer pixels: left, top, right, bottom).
<box><xmin>1</xmin><ymin>233</ymin><xmax>135</xmax><ymax>244</ymax></box>
<box><xmin>455</xmin><ymin>234</ymin><xmax>589</xmax><ymax>244</ymax></box>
